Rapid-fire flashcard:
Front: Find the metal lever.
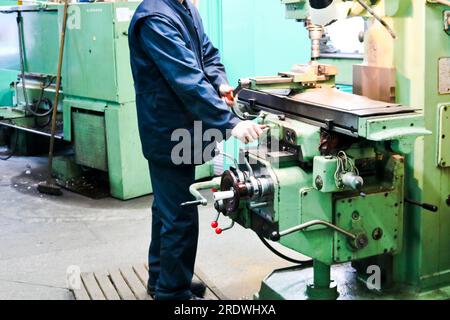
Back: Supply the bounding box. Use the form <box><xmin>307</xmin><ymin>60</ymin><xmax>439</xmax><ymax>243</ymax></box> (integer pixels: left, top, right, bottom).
<box><xmin>224</xmin><ymin>78</ymin><xmax>251</xmax><ymax>102</ymax></box>
<box><xmin>270</xmin><ymin>220</ymin><xmax>357</xmax><ymax>242</ymax></box>
<box><xmin>405</xmin><ymin>198</ymin><xmax>439</xmax><ymax>213</ymax></box>
<box><xmin>355</xmin><ymin>0</ymin><xmax>397</xmax><ymax>39</ymax></box>
<box><xmin>180</xmin><ymin>199</ymin><xmax>204</xmax><ymax>208</ymax></box>
<box><xmin>180</xmin><ymin>177</ymin><xmax>221</xmax><ymax>208</ymax></box>
<box><xmin>215</xmin><ymin>220</ymin><xmax>235</xmax><ymax>235</ymax></box>
<box><xmin>215</xmin><ymin>149</ymin><xmax>239</xmax><ymax>169</ymax></box>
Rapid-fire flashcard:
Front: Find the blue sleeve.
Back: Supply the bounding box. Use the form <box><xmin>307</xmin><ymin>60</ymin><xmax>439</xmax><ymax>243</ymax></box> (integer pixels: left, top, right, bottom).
<box><xmin>138</xmin><ymin>15</ymin><xmax>240</xmax><ymax>134</ymax></box>
<box><xmin>202</xmin><ymin>32</ymin><xmax>229</xmax><ymax>92</ymax></box>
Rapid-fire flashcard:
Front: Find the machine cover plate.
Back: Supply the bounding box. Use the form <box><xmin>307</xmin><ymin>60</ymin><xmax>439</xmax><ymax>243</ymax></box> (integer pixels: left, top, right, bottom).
<box><xmin>290</xmin><ymin>88</ymin><xmax>408</xmax><ymax>116</ymax></box>
<box><xmin>439</xmin><ymin>57</ymin><xmax>450</xmax><ymax>95</ymax></box>
<box><xmin>239</xmin><ymin>88</ymin><xmax>417</xmax><ymax>135</ymax></box>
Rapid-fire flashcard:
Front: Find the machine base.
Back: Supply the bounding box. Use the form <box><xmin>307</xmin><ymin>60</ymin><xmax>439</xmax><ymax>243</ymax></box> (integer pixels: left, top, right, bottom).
<box><xmin>255</xmin><ymin>264</ymin><xmax>450</xmax><ymax>300</ymax></box>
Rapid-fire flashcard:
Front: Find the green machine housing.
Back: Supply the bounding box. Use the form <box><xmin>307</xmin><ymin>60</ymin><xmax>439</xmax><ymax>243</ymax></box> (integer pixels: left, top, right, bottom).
<box><xmin>0</xmin><ymin>1</ymin><xmax>212</xmax><ymax>199</ymax></box>
<box><xmin>200</xmin><ymin>0</ymin><xmax>450</xmax><ymax>300</ymax></box>
<box><xmin>209</xmin><ymin>85</ymin><xmax>431</xmax><ymax>299</ymax></box>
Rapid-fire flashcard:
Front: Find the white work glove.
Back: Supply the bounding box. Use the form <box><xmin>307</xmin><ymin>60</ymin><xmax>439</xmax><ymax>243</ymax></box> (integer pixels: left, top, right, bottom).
<box><xmin>231</xmin><ymin>121</ymin><xmax>267</xmax><ymax>144</ymax></box>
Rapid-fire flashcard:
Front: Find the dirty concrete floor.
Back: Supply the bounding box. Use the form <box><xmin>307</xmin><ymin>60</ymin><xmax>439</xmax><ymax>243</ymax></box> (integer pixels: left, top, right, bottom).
<box><xmin>0</xmin><ymin>155</ymin><xmax>306</xmax><ymax>300</ymax></box>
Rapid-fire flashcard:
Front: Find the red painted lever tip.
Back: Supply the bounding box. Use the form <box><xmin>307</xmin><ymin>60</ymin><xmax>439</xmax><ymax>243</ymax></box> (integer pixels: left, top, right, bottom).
<box><xmin>211</xmin><ymin>221</ymin><xmax>218</xmax><ymax>229</ymax></box>
<box><xmin>215</xmin><ymin>228</ymin><xmax>223</xmax><ymax>235</ymax></box>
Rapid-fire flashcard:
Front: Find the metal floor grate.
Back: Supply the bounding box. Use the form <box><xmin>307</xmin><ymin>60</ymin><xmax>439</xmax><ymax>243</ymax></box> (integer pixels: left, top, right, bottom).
<box><xmin>71</xmin><ymin>264</ymin><xmax>225</xmax><ymax>300</ymax></box>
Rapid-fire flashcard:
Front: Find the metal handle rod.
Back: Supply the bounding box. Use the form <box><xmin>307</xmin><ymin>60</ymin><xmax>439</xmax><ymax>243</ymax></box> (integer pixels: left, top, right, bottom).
<box><xmin>181</xmin><ymin>177</ymin><xmax>221</xmax><ymax>207</ymax></box>
<box><xmin>213</xmin><ymin>190</ymin><xmax>235</xmax><ymax>202</ymax></box>
<box><xmin>222</xmin><ymin>220</ymin><xmax>235</xmax><ymax>232</ymax></box>
<box><xmin>405</xmin><ymin>198</ymin><xmax>438</xmax><ymax>213</ymax></box>
<box><xmin>355</xmin><ymin>0</ymin><xmax>397</xmax><ymax>39</ymax></box>
<box><xmin>244</xmin><ymin>155</ymin><xmax>254</xmax><ymax>177</ymax></box>
<box><xmin>217</xmin><ymin>151</ymin><xmax>239</xmax><ymax>169</ymax></box>
<box><xmin>279</xmin><ymin>220</ymin><xmax>357</xmax><ymax>240</ymax></box>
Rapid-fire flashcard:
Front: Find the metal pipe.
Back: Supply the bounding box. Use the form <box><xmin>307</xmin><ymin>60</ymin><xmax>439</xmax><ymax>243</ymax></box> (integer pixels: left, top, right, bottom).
<box><xmin>0</xmin><ymin>120</ymin><xmax>64</xmax><ymax>140</ymax></box>
<box><xmin>213</xmin><ymin>190</ymin><xmax>235</xmax><ymax>202</ymax></box>
<box><xmin>313</xmin><ymin>260</ymin><xmax>331</xmax><ymax>289</ymax></box>
<box><xmin>219</xmin><ymin>151</ymin><xmax>239</xmax><ymax>169</ymax></box>
<box><xmin>221</xmin><ymin>220</ymin><xmax>235</xmax><ymax>232</ymax></box>
<box><xmin>244</xmin><ymin>156</ymin><xmax>254</xmax><ymax>177</ymax></box>
<box><xmin>181</xmin><ymin>177</ymin><xmax>221</xmax><ymax>207</ymax></box>
<box><xmin>278</xmin><ymin>220</ymin><xmax>357</xmax><ymax>240</ymax></box>
<box><xmin>355</xmin><ymin>0</ymin><xmax>397</xmax><ymax>39</ymax></box>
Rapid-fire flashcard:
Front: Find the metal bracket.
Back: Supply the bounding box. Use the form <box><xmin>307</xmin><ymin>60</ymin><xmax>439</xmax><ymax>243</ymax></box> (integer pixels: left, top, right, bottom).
<box><xmin>445</xmin><ymin>10</ymin><xmax>450</xmax><ymax>34</ymax></box>
<box><xmin>437</xmin><ymin>104</ymin><xmax>450</xmax><ymax>167</ymax></box>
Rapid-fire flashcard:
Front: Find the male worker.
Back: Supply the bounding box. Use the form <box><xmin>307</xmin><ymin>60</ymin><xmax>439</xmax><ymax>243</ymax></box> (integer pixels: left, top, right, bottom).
<box><xmin>128</xmin><ymin>0</ymin><xmax>265</xmax><ymax>300</ymax></box>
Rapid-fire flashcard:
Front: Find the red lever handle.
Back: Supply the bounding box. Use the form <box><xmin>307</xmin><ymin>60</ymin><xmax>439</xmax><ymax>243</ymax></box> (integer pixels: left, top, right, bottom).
<box><xmin>224</xmin><ymin>90</ymin><xmax>234</xmax><ymax>102</ymax></box>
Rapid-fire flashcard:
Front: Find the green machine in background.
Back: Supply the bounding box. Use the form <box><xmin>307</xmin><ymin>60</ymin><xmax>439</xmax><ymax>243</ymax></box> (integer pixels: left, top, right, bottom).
<box><xmin>0</xmin><ymin>1</ymin><xmax>213</xmax><ymax>199</ymax></box>
<box><xmin>186</xmin><ymin>0</ymin><xmax>450</xmax><ymax>299</ymax></box>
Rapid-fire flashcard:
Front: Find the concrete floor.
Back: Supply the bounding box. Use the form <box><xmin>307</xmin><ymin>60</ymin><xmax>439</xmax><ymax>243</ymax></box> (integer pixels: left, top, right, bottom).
<box><xmin>0</xmin><ymin>155</ymin><xmax>304</xmax><ymax>300</ymax></box>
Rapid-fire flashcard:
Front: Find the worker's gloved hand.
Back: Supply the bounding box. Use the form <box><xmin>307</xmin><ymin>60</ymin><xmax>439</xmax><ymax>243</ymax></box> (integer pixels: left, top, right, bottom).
<box><xmin>231</xmin><ymin>121</ymin><xmax>267</xmax><ymax>144</ymax></box>
<box><xmin>219</xmin><ymin>84</ymin><xmax>235</xmax><ymax>107</ymax></box>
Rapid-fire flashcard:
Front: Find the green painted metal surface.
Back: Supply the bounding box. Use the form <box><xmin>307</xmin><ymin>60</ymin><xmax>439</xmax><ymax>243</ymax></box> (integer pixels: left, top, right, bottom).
<box><xmin>0</xmin><ymin>4</ymin><xmax>59</xmax><ymax>75</ymax></box>
<box><xmin>73</xmin><ymin>111</ymin><xmax>108</xmax><ymax>172</ymax></box>
<box><xmin>437</xmin><ymin>104</ymin><xmax>450</xmax><ymax>167</ymax></box>
<box><xmin>216</xmin><ymin>76</ymin><xmax>430</xmax><ymax>298</ymax></box>
<box><xmin>313</xmin><ymin>156</ymin><xmax>340</xmax><ymax>193</ymax></box>
<box><xmin>252</xmin><ymin>0</ymin><xmax>450</xmax><ymax>299</ymax></box>
<box><xmin>62</xmin><ymin>2</ymin><xmax>137</xmax><ymax>103</ymax></box>
<box><xmin>256</xmin><ymin>264</ymin><xmax>450</xmax><ymax>300</ymax></box>
<box><xmin>52</xmin><ymin>155</ymin><xmax>83</xmax><ymax>181</ymax></box>
<box><xmin>105</xmin><ymin>102</ymin><xmax>152</xmax><ymax>199</ymax></box>
<box><xmin>390</xmin><ymin>0</ymin><xmax>450</xmax><ymax>291</ymax></box>
<box><xmin>334</xmin><ymin>189</ymin><xmax>403</xmax><ymax>263</ymax></box>
<box><xmin>306</xmin><ymin>260</ymin><xmax>339</xmax><ymax>300</ymax></box>
<box><xmin>0</xmin><ymin>69</ymin><xmax>16</xmax><ymax>107</ymax></box>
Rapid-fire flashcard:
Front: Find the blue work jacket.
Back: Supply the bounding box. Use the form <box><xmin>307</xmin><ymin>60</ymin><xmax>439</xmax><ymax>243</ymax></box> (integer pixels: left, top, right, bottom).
<box><xmin>128</xmin><ymin>0</ymin><xmax>240</xmax><ymax>164</ymax></box>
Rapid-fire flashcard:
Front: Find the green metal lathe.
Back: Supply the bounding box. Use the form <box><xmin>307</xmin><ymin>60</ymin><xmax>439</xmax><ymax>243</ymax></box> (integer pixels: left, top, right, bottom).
<box><xmin>0</xmin><ymin>1</ymin><xmax>213</xmax><ymax>199</ymax></box>
<box><xmin>187</xmin><ymin>0</ymin><xmax>450</xmax><ymax>299</ymax></box>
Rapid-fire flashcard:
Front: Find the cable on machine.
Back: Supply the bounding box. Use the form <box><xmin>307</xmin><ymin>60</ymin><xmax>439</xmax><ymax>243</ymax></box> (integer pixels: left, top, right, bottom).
<box><xmin>0</xmin><ymin>128</ymin><xmax>18</xmax><ymax>161</ymax></box>
<box><xmin>258</xmin><ymin>234</ymin><xmax>313</xmax><ymax>266</ymax></box>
